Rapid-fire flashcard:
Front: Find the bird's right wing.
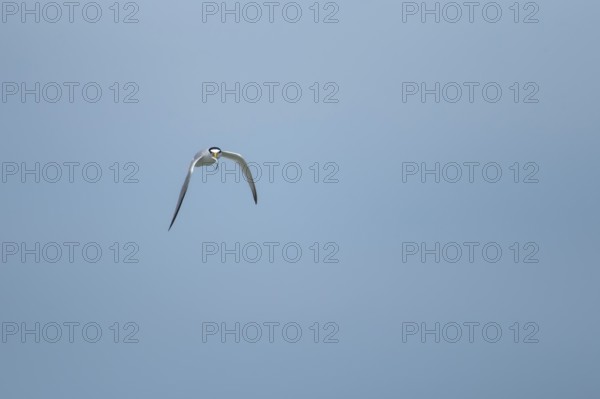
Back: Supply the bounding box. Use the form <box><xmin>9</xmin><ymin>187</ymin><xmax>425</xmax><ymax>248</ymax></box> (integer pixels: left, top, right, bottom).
<box><xmin>168</xmin><ymin>154</ymin><xmax>211</xmax><ymax>231</ymax></box>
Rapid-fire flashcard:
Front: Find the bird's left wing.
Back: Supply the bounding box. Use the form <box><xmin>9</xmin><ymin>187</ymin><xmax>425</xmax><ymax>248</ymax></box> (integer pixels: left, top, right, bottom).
<box><xmin>221</xmin><ymin>151</ymin><xmax>258</xmax><ymax>204</ymax></box>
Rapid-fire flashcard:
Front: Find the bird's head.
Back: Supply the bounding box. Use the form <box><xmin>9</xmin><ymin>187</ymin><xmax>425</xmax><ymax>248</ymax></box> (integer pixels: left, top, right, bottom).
<box><xmin>209</xmin><ymin>147</ymin><xmax>222</xmax><ymax>161</ymax></box>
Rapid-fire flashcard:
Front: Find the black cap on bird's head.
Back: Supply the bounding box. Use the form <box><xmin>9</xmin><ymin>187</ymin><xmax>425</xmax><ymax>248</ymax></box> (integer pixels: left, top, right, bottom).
<box><xmin>209</xmin><ymin>147</ymin><xmax>222</xmax><ymax>160</ymax></box>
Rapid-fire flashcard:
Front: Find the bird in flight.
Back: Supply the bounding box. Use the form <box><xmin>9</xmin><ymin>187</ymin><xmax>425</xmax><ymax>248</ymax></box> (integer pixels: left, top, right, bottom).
<box><xmin>168</xmin><ymin>147</ymin><xmax>257</xmax><ymax>230</ymax></box>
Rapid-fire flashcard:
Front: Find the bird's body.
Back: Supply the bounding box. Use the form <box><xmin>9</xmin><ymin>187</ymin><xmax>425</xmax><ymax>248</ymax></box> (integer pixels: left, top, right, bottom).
<box><xmin>168</xmin><ymin>147</ymin><xmax>257</xmax><ymax>230</ymax></box>
<box><xmin>193</xmin><ymin>149</ymin><xmax>216</xmax><ymax>165</ymax></box>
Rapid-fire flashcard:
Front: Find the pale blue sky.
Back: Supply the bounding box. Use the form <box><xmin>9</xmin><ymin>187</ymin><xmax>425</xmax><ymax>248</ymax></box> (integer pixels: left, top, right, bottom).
<box><xmin>1</xmin><ymin>1</ymin><xmax>599</xmax><ymax>397</ymax></box>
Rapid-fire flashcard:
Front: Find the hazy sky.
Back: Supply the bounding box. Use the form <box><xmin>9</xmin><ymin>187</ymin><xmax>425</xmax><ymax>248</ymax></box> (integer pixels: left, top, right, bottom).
<box><xmin>1</xmin><ymin>1</ymin><xmax>599</xmax><ymax>397</ymax></box>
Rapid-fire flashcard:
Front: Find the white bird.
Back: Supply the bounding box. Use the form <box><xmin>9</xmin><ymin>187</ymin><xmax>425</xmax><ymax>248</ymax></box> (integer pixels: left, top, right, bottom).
<box><xmin>169</xmin><ymin>147</ymin><xmax>257</xmax><ymax>230</ymax></box>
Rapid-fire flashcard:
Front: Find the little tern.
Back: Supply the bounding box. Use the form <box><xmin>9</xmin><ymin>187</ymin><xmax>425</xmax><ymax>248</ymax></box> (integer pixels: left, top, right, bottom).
<box><xmin>168</xmin><ymin>147</ymin><xmax>257</xmax><ymax>230</ymax></box>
